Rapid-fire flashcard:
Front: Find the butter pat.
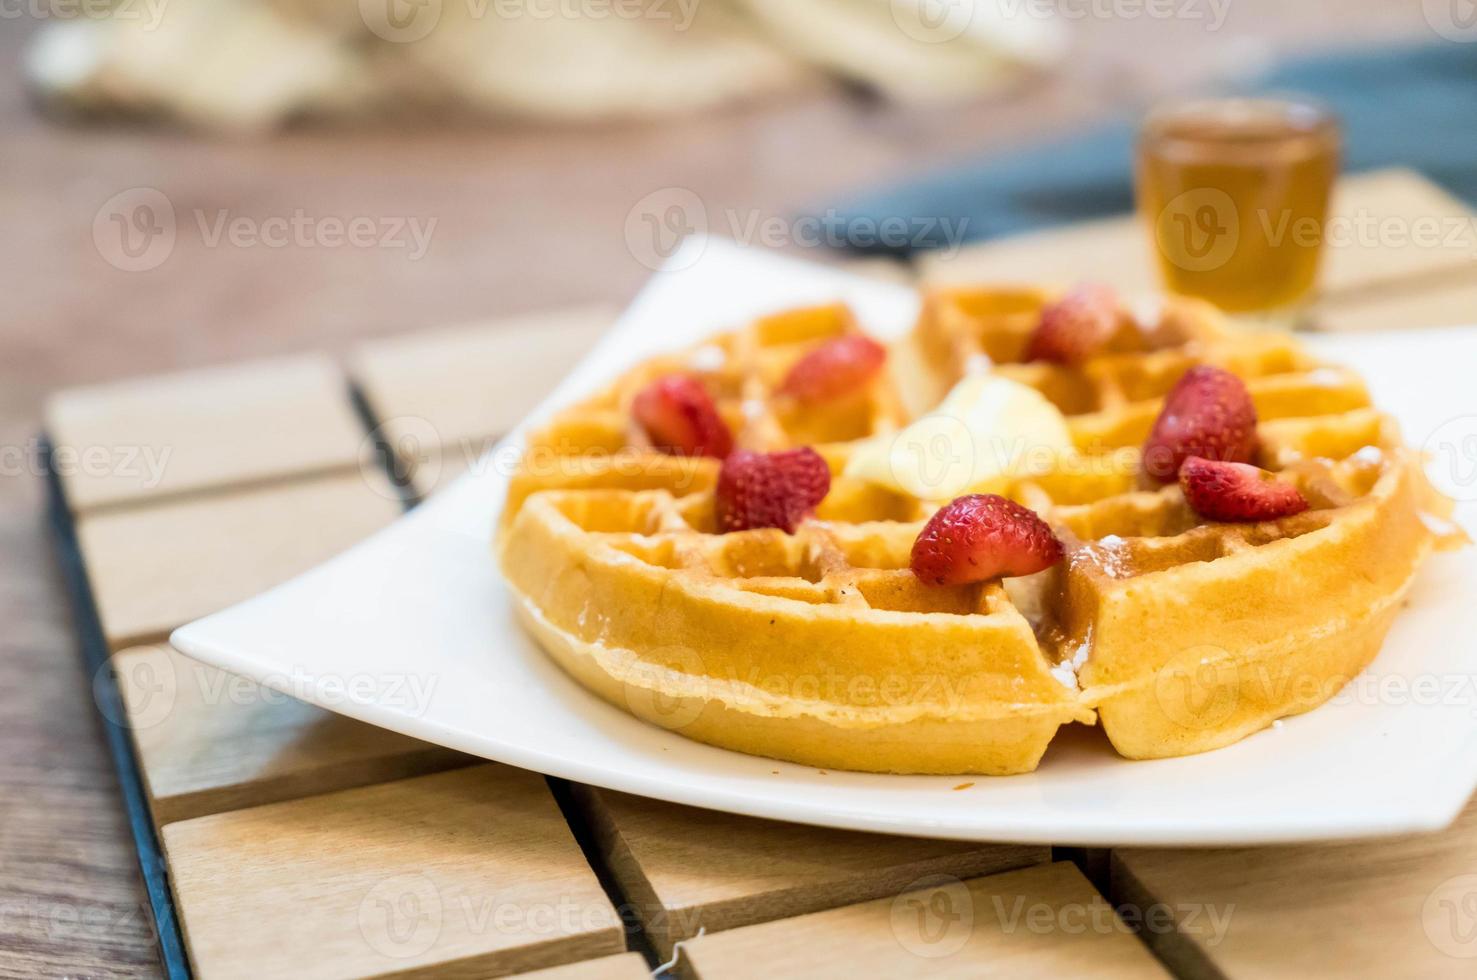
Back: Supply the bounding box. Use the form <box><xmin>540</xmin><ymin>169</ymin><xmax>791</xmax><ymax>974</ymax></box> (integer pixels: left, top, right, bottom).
<box><xmin>843</xmin><ymin>375</ymin><xmax>1073</xmax><ymax>500</ymax></box>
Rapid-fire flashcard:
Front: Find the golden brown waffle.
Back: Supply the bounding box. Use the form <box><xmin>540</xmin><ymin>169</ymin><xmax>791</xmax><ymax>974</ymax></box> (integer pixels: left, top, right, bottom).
<box><xmin>916</xmin><ymin>285</ymin><xmax>1371</xmax><ymax>452</ymax></box>
<box><xmin>499</xmin><ymin>288</ymin><xmax>1456</xmax><ymax>775</ymax></box>
<box><xmin>504</xmin><ymin>303</ymin><xmax>912</xmax><ymax>526</ymax></box>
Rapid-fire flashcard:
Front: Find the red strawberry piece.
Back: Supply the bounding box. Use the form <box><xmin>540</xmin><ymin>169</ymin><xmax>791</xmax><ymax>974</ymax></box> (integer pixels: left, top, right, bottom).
<box><xmin>714</xmin><ymin>448</ymin><xmax>833</xmax><ymax>531</ymax></box>
<box><xmin>910</xmin><ymin>493</ymin><xmax>1064</xmax><ymax>586</ymax></box>
<box><xmin>716</xmin><ymin>447</ymin><xmax>831</xmax><ymax>533</ymax></box>
<box><xmin>1023</xmin><ymin>282</ymin><xmax>1121</xmax><ymax>364</ymax></box>
<box><xmin>632</xmin><ymin>375</ymin><xmax>733</xmax><ymax>458</ymax></box>
<box><xmin>1179</xmin><ymin>456</ymin><xmax>1309</xmax><ymax>523</ymax></box>
<box><xmin>1141</xmin><ymin>365</ymin><xmax>1258</xmax><ymax>483</ymax></box>
<box><xmin>779</xmin><ymin>335</ymin><xmax>887</xmax><ymax>403</ymax></box>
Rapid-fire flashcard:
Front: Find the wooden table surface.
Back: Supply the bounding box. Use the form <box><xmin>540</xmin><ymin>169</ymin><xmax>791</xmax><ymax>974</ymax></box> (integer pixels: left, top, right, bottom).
<box><xmin>0</xmin><ymin>5</ymin><xmax>1439</xmax><ymax>975</ymax></box>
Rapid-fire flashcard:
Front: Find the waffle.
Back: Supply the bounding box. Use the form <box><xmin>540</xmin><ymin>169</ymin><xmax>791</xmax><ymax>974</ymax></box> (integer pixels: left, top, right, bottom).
<box><xmin>498</xmin><ymin>289</ymin><xmax>1456</xmax><ymax>775</ymax></box>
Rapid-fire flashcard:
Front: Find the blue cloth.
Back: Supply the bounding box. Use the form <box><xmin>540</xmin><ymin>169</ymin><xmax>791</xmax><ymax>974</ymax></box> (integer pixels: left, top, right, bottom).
<box><xmin>828</xmin><ymin>41</ymin><xmax>1477</xmax><ymax>255</ymax></box>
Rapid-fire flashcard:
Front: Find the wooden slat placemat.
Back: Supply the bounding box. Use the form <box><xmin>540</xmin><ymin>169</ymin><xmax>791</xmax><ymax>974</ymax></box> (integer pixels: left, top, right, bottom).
<box><xmin>1112</xmin><ymin>799</ymin><xmax>1477</xmax><ymax>977</ymax></box>
<box><xmin>571</xmin><ymin>784</ymin><xmax>1047</xmax><ymax>958</ymax></box>
<box><xmin>43</xmin><ymin>177</ymin><xmax>1477</xmax><ymax>977</ymax></box>
<box><xmin>680</xmin><ymin>862</ymin><xmax>1171</xmax><ymax>979</ymax></box>
<box><xmin>113</xmin><ymin>644</ymin><xmax>470</xmax><ymax>826</ymax></box>
<box><xmin>44</xmin><ymin>289</ymin><xmax>1054</xmax><ymax>978</ymax></box>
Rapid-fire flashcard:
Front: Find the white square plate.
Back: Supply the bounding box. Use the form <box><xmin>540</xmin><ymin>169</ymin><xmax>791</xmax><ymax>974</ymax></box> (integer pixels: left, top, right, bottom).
<box><xmin>173</xmin><ymin>239</ymin><xmax>1477</xmax><ymax>846</ymax></box>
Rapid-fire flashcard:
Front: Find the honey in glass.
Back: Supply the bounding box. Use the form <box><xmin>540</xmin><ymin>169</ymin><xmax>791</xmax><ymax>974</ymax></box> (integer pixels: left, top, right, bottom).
<box><xmin>1135</xmin><ymin>97</ymin><xmax>1340</xmax><ymax>320</ymax></box>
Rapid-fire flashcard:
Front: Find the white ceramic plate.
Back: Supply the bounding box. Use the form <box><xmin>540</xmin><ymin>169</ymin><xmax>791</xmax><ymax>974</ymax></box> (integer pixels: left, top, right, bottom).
<box><xmin>173</xmin><ymin>238</ymin><xmax>1477</xmax><ymax>846</ymax></box>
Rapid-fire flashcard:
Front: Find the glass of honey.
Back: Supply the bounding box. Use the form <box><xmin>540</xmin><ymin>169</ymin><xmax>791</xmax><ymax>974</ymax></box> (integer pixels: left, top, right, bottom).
<box><xmin>1135</xmin><ymin>97</ymin><xmax>1341</xmax><ymax>326</ymax></box>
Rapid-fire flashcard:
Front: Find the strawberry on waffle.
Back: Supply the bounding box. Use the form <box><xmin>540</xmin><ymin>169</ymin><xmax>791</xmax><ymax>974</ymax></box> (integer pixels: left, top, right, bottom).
<box><xmin>497</xmin><ymin>286</ymin><xmax>1458</xmax><ymax>774</ymax></box>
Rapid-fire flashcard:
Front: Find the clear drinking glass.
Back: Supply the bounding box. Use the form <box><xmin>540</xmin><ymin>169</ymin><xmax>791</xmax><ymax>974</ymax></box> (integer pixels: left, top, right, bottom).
<box><xmin>1135</xmin><ymin>97</ymin><xmax>1341</xmax><ymax>328</ymax></box>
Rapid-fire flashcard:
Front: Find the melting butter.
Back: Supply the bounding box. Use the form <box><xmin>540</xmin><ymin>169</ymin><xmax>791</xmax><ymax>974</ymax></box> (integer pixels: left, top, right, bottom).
<box><xmin>843</xmin><ymin>375</ymin><xmax>1075</xmax><ymax>501</ymax></box>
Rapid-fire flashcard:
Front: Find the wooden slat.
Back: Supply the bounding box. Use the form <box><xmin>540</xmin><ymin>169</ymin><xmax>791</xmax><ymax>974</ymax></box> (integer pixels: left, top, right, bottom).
<box><xmin>1319</xmin><ymin>168</ymin><xmax>1477</xmax><ymax>295</ymax></box>
<box><xmin>350</xmin><ymin>306</ymin><xmax>614</xmax><ymax>497</ymax></box>
<box><xmin>681</xmin><ymin>861</ymin><xmax>1169</xmax><ymax>978</ymax></box>
<box><xmin>1314</xmin><ymin>274</ymin><xmax>1477</xmax><ymax>332</ymax></box>
<box><xmin>916</xmin><ymin>214</ymin><xmax>1155</xmax><ymax>293</ymax></box>
<box><xmin>46</xmin><ymin>354</ymin><xmax>368</xmax><ymax>512</ymax></box>
<box><xmin>572</xmin><ymin>785</ymin><xmax>1048</xmax><ymax>957</ymax></box>
<box><xmin>112</xmin><ymin>644</ymin><xmax>470</xmax><ymax>824</ymax></box>
<box><xmin>163</xmin><ymin>765</ymin><xmax>625</xmax><ymax>980</ymax></box>
<box><xmin>1112</xmin><ymin>800</ymin><xmax>1477</xmax><ymax>978</ymax></box>
<box><xmin>77</xmin><ymin>471</ymin><xmax>401</xmax><ymax>649</ymax></box>
<box><xmin>916</xmin><ymin>168</ymin><xmax>1474</xmax><ymax>307</ymax></box>
<box><xmin>510</xmin><ymin>952</ymin><xmax>651</xmax><ymax>979</ymax></box>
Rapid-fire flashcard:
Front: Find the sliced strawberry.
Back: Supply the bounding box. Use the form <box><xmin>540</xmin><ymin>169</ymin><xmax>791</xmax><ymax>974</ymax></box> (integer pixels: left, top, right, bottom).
<box><xmin>1023</xmin><ymin>282</ymin><xmax>1120</xmax><ymax>364</ymax></box>
<box><xmin>1141</xmin><ymin>365</ymin><xmax>1258</xmax><ymax>482</ymax></box>
<box><xmin>1179</xmin><ymin>456</ymin><xmax>1309</xmax><ymax>523</ymax></box>
<box><xmin>910</xmin><ymin>493</ymin><xmax>1063</xmax><ymax>586</ymax></box>
<box><xmin>779</xmin><ymin>334</ymin><xmax>887</xmax><ymax>403</ymax></box>
<box><xmin>632</xmin><ymin>375</ymin><xmax>733</xmax><ymax>458</ymax></box>
<box><xmin>716</xmin><ymin>447</ymin><xmax>831</xmax><ymax>533</ymax></box>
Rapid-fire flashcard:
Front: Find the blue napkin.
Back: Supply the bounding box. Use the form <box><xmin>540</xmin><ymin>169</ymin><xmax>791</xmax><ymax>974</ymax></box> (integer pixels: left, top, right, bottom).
<box><xmin>827</xmin><ymin>41</ymin><xmax>1477</xmax><ymax>255</ymax></box>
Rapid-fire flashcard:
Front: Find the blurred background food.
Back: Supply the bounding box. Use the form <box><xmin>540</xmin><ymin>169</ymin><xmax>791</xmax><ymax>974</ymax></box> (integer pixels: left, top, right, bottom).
<box><xmin>25</xmin><ymin>0</ymin><xmax>1067</xmax><ymax>128</ymax></box>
